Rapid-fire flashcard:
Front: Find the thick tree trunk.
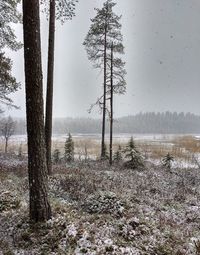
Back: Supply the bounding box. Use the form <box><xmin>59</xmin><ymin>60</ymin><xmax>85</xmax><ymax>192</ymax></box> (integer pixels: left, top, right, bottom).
<box><xmin>101</xmin><ymin>26</ymin><xmax>107</xmax><ymax>159</ymax></box>
<box><xmin>45</xmin><ymin>0</ymin><xmax>56</xmax><ymax>175</ymax></box>
<box><xmin>109</xmin><ymin>43</ymin><xmax>113</xmax><ymax>165</ymax></box>
<box><xmin>22</xmin><ymin>0</ymin><xmax>52</xmax><ymax>222</ymax></box>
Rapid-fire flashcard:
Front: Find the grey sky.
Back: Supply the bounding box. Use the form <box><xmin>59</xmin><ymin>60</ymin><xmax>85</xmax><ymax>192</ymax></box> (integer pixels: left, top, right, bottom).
<box><xmin>6</xmin><ymin>0</ymin><xmax>200</xmax><ymax>118</ymax></box>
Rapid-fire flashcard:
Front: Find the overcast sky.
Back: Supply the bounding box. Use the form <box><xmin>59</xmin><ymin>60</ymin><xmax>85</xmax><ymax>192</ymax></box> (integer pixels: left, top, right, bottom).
<box><xmin>6</xmin><ymin>0</ymin><xmax>200</xmax><ymax>118</ymax></box>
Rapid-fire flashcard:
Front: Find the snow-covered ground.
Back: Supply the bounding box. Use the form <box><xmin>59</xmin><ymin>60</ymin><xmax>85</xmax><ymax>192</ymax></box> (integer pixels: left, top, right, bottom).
<box><xmin>0</xmin><ymin>161</ymin><xmax>200</xmax><ymax>254</ymax></box>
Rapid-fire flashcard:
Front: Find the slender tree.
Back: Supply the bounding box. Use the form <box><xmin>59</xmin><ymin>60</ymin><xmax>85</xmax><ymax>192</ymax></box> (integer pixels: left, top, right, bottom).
<box><xmin>41</xmin><ymin>0</ymin><xmax>78</xmax><ymax>175</ymax></box>
<box><xmin>45</xmin><ymin>0</ymin><xmax>55</xmax><ymax>175</ymax></box>
<box><xmin>22</xmin><ymin>0</ymin><xmax>51</xmax><ymax>222</ymax></box>
<box><xmin>18</xmin><ymin>143</ymin><xmax>23</xmax><ymax>158</ymax></box>
<box><xmin>0</xmin><ymin>116</ymin><xmax>15</xmax><ymax>154</ymax></box>
<box><xmin>102</xmin><ymin>5</ymin><xmax>108</xmax><ymax>161</ymax></box>
<box><xmin>83</xmin><ymin>0</ymin><xmax>124</xmax><ymax>159</ymax></box>
<box><xmin>109</xmin><ymin>43</ymin><xmax>114</xmax><ymax>165</ymax></box>
<box><xmin>108</xmin><ymin>46</ymin><xmax>126</xmax><ymax>165</ymax></box>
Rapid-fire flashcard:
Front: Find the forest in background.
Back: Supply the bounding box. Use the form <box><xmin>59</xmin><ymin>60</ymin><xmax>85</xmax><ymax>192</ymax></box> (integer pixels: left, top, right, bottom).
<box><xmin>13</xmin><ymin>111</ymin><xmax>200</xmax><ymax>135</ymax></box>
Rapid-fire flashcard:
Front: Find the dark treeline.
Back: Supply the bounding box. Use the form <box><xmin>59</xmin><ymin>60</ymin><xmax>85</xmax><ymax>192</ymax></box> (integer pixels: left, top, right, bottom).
<box><xmin>14</xmin><ymin>111</ymin><xmax>200</xmax><ymax>135</ymax></box>
<box><xmin>118</xmin><ymin>112</ymin><xmax>200</xmax><ymax>134</ymax></box>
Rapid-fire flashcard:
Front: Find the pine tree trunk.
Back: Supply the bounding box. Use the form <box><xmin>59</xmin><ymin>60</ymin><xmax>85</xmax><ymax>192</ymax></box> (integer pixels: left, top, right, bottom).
<box><xmin>109</xmin><ymin>43</ymin><xmax>113</xmax><ymax>165</ymax></box>
<box><xmin>22</xmin><ymin>0</ymin><xmax>52</xmax><ymax>222</ymax></box>
<box><xmin>45</xmin><ymin>0</ymin><xmax>55</xmax><ymax>175</ymax></box>
<box><xmin>101</xmin><ymin>26</ymin><xmax>107</xmax><ymax>159</ymax></box>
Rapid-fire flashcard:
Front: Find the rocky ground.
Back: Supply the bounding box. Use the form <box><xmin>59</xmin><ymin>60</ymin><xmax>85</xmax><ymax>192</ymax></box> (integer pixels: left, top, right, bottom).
<box><xmin>0</xmin><ymin>158</ymin><xmax>200</xmax><ymax>254</ymax></box>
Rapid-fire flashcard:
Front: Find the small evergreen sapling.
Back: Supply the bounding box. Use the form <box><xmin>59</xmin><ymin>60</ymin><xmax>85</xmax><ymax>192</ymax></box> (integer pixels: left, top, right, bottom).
<box><xmin>64</xmin><ymin>133</ymin><xmax>74</xmax><ymax>163</ymax></box>
<box><xmin>124</xmin><ymin>137</ymin><xmax>144</xmax><ymax>169</ymax></box>
<box><xmin>53</xmin><ymin>149</ymin><xmax>60</xmax><ymax>164</ymax></box>
<box><xmin>162</xmin><ymin>153</ymin><xmax>174</xmax><ymax>170</ymax></box>
<box><xmin>114</xmin><ymin>145</ymin><xmax>123</xmax><ymax>162</ymax></box>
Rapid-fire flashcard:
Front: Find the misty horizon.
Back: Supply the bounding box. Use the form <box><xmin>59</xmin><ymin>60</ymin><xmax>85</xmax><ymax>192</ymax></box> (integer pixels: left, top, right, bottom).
<box><xmin>8</xmin><ymin>110</ymin><xmax>200</xmax><ymax>120</ymax></box>
<box><xmin>12</xmin><ymin>111</ymin><xmax>200</xmax><ymax>135</ymax></box>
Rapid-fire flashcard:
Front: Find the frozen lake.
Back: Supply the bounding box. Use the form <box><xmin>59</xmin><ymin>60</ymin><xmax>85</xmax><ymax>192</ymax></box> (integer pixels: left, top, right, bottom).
<box><xmin>6</xmin><ymin>133</ymin><xmax>200</xmax><ymax>144</ymax></box>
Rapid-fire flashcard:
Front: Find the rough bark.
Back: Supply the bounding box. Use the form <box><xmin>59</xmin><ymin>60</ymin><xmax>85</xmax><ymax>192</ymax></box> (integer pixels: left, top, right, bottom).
<box><xmin>45</xmin><ymin>0</ymin><xmax>55</xmax><ymax>175</ymax></box>
<box><xmin>22</xmin><ymin>0</ymin><xmax>52</xmax><ymax>222</ymax></box>
<box><xmin>109</xmin><ymin>43</ymin><xmax>113</xmax><ymax>165</ymax></box>
<box><xmin>101</xmin><ymin>26</ymin><xmax>107</xmax><ymax>159</ymax></box>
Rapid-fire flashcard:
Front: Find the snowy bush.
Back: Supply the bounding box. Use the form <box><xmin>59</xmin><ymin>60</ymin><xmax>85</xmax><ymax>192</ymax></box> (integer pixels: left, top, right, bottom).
<box><xmin>82</xmin><ymin>191</ymin><xmax>125</xmax><ymax>216</ymax></box>
<box><xmin>0</xmin><ymin>190</ymin><xmax>20</xmax><ymax>212</ymax></box>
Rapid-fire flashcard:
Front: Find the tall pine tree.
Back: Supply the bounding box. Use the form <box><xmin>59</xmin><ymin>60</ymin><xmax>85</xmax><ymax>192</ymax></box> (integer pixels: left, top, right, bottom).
<box><xmin>83</xmin><ymin>0</ymin><xmax>125</xmax><ymax>160</ymax></box>
<box><xmin>23</xmin><ymin>0</ymin><xmax>51</xmax><ymax>222</ymax></box>
<box><xmin>41</xmin><ymin>0</ymin><xmax>78</xmax><ymax>175</ymax></box>
<box><xmin>107</xmin><ymin>28</ymin><xmax>126</xmax><ymax>165</ymax></box>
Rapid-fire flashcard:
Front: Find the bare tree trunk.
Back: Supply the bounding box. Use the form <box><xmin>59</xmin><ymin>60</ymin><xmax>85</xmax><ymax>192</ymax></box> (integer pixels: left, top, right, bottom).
<box><xmin>45</xmin><ymin>0</ymin><xmax>55</xmax><ymax>175</ymax></box>
<box><xmin>5</xmin><ymin>138</ymin><xmax>8</xmax><ymax>154</ymax></box>
<box><xmin>22</xmin><ymin>0</ymin><xmax>52</xmax><ymax>222</ymax></box>
<box><xmin>101</xmin><ymin>26</ymin><xmax>107</xmax><ymax>159</ymax></box>
<box><xmin>109</xmin><ymin>43</ymin><xmax>113</xmax><ymax>165</ymax></box>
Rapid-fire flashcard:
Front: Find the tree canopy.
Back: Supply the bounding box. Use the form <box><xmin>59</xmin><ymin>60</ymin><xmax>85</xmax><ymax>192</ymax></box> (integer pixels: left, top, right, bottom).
<box><xmin>0</xmin><ymin>0</ymin><xmax>21</xmax><ymax>109</ymax></box>
<box><xmin>41</xmin><ymin>0</ymin><xmax>78</xmax><ymax>23</ymax></box>
<box><xmin>0</xmin><ymin>52</ymin><xmax>20</xmax><ymax>107</ymax></box>
<box><xmin>0</xmin><ymin>0</ymin><xmax>22</xmax><ymax>51</ymax></box>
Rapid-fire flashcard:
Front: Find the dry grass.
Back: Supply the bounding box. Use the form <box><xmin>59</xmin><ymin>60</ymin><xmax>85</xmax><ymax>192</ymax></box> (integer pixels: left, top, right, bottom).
<box><xmin>172</xmin><ymin>136</ymin><xmax>200</xmax><ymax>153</ymax></box>
<box><xmin>138</xmin><ymin>135</ymin><xmax>200</xmax><ymax>162</ymax></box>
<box><xmin>140</xmin><ymin>143</ymin><xmax>189</xmax><ymax>159</ymax></box>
